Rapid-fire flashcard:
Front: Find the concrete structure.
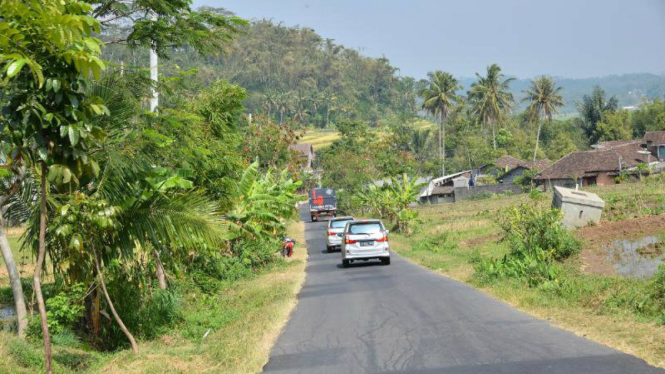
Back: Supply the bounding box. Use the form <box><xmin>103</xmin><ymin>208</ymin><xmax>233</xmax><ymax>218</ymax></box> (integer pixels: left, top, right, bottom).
<box><xmin>289</xmin><ymin>143</ymin><xmax>315</xmax><ymax>170</ymax></box>
<box><xmin>552</xmin><ymin>186</ymin><xmax>605</xmax><ymax>229</ymax></box>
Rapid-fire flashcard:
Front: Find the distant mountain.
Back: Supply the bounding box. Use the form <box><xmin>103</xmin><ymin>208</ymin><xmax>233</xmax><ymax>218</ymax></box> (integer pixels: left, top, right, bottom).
<box><xmin>459</xmin><ymin>73</ymin><xmax>665</xmax><ymax>115</ymax></box>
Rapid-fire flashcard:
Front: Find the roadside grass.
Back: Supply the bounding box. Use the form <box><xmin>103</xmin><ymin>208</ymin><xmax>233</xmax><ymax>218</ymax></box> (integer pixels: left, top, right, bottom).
<box><xmin>392</xmin><ymin>177</ymin><xmax>665</xmax><ymax>368</ymax></box>
<box><xmin>0</xmin><ymin>219</ymin><xmax>308</xmax><ymax>374</ymax></box>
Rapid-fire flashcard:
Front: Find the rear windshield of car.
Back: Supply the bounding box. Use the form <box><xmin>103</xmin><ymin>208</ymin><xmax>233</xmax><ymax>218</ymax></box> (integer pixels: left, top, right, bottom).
<box><xmin>331</xmin><ymin>219</ymin><xmax>352</xmax><ymax>228</ymax></box>
<box><xmin>348</xmin><ymin>223</ymin><xmax>382</xmax><ymax>234</ymax></box>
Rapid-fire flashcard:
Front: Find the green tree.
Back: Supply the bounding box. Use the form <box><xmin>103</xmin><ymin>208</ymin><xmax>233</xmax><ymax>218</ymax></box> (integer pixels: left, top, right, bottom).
<box><xmin>523</xmin><ymin>76</ymin><xmax>565</xmax><ymax>162</ymax></box>
<box><xmin>419</xmin><ymin>71</ymin><xmax>462</xmax><ymax>176</ymax></box>
<box><xmin>576</xmin><ymin>86</ymin><xmax>618</xmax><ymax>144</ymax></box>
<box><xmin>594</xmin><ymin>109</ymin><xmax>633</xmax><ymax>142</ymax></box>
<box><xmin>0</xmin><ymin>1</ymin><xmax>107</xmax><ymax>372</ymax></box>
<box><xmin>93</xmin><ymin>2</ymin><xmax>248</xmax><ymax>58</ymax></box>
<box><xmin>468</xmin><ymin>64</ymin><xmax>515</xmax><ymax>151</ymax></box>
<box><xmin>632</xmin><ymin>99</ymin><xmax>665</xmax><ymax>136</ymax></box>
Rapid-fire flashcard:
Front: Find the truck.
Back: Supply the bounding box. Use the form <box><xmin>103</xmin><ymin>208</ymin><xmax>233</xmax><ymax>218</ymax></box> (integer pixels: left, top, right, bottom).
<box><xmin>308</xmin><ymin>188</ymin><xmax>337</xmax><ymax>221</ymax></box>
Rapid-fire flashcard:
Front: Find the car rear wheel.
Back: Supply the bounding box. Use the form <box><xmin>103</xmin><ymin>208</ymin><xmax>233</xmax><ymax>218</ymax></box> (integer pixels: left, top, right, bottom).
<box><xmin>342</xmin><ymin>259</ymin><xmax>350</xmax><ymax>268</ymax></box>
<box><xmin>381</xmin><ymin>257</ymin><xmax>391</xmax><ymax>265</ymax></box>
<box><xmin>326</xmin><ymin>245</ymin><xmax>332</xmax><ymax>253</ymax></box>
<box><xmin>311</xmin><ymin>215</ymin><xmax>317</xmax><ymax>222</ymax></box>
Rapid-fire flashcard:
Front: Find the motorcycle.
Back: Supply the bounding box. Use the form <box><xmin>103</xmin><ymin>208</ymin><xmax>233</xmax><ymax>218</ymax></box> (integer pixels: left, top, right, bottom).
<box><xmin>282</xmin><ymin>237</ymin><xmax>296</xmax><ymax>258</ymax></box>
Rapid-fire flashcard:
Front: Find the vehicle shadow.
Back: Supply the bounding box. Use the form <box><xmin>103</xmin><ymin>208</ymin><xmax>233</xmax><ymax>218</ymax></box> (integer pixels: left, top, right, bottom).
<box><xmin>335</xmin><ymin>261</ymin><xmax>385</xmax><ymax>269</ymax></box>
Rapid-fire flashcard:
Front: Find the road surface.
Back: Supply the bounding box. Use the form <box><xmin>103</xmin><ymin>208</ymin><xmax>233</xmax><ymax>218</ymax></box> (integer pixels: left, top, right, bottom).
<box><xmin>262</xmin><ymin>207</ymin><xmax>663</xmax><ymax>374</ymax></box>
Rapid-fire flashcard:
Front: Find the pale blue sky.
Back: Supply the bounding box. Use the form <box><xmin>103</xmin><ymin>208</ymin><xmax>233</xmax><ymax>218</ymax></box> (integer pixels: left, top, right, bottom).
<box><xmin>193</xmin><ymin>0</ymin><xmax>665</xmax><ymax>80</ymax></box>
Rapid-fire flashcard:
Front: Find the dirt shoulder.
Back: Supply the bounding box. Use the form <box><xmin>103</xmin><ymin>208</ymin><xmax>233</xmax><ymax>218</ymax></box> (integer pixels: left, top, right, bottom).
<box><xmin>577</xmin><ymin>214</ymin><xmax>665</xmax><ymax>276</ymax></box>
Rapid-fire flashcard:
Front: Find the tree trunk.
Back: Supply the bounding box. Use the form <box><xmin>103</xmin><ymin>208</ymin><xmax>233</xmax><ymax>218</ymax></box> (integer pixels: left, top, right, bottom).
<box><xmin>95</xmin><ymin>253</ymin><xmax>138</xmax><ymax>354</ymax></box>
<box><xmin>491</xmin><ymin>117</ymin><xmax>497</xmax><ymax>151</ymax></box>
<box><xmin>0</xmin><ymin>221</ymin><xmax>28</xmax><ymax>338</ymax></box>
<box><xmin>35</xmin><ymin>162</ymin><xmax>52</xmax><ymax>374</ymax></box>
<box><xmin>440</xmin><ymin>112</ymin><xmax>446</xmax><ymax>177</ymax></box>
<box><xmin>533</xmin><ymin>119</ymin><xmax>543</xmax><ymax>162</ymax></box>
<box><xmin>154</xmin><ymin>250</ymin><xmax>166</xmax><ymax>290</ymax></box>
<box><xmin>91</xmin><ymin>285</ymin><xmax>101</xmax><ymax>336</ymax></box>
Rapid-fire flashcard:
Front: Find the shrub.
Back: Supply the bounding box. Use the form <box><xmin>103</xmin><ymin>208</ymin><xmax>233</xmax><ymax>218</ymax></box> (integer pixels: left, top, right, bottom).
<box><xmin>501</xmin><ymin>205</ymin><xmax>580</xmax><ymax>261</ymax></box>
<box><xmin>100</xmin><ymin>281</ymin><xmax>182</xmax><ymax>350</ymax></box>
<box><xmin>28</xmin><ymin>283</ymin><xmax>86</xmax><ymax>337</ymax></box>
<box><xmin>473</xmin><ymin>204</ymin><xmax>580</xmax><ymax>286</ymax></box>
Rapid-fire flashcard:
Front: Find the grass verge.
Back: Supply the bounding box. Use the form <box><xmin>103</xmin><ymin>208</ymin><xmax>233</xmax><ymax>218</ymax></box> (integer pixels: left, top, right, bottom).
<box><xmin>392</xmin><ymin>179</ymin><xmax>665</xmax><ymax>368</ymax></box>
<box><xmin>0</xmin><ymin>219</ymin><xmax>308</xmax><ymax>374</ymax></box>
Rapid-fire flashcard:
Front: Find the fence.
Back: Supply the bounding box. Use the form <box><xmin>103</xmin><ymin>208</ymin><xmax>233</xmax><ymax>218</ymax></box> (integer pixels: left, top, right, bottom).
<box><xmin>454</xmin><ymin>184</ymin><xmax>522</xmax><ymax>202</ymax></box>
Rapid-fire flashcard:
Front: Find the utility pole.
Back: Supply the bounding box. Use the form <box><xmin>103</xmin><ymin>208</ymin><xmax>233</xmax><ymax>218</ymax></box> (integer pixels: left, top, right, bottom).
<box><xmin>149</xmin><ymin>14</ymin><xmax>158</xmax><ymax>112</ymax></box>
<box><xmin>149</xmin><ymin>47</ymin><xmax>158</xmax><ymax>112</ymax></box>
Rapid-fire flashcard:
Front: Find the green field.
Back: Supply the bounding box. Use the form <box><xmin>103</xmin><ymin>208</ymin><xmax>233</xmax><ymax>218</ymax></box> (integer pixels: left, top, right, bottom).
<box><xmin>391</xmin><ymin>177</ymin><xmax>665</xmax><ymax>368</ymax></box>
<box><xmin>298</xmin><ymin>129</ymin><xmax>340</xmax><ymax>149</ymax></box>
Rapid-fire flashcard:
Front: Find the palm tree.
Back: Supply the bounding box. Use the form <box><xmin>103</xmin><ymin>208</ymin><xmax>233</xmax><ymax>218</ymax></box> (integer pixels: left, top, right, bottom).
<box><xmin>419</xmin><ymin>71</ymin><xmax>462</xmax><ymax>176</ymax></box>
<box><xmin>409</xmin><ymin>128</ymin><xmax>431</xmax><ymax>161</ymax></box>
<box><xmin>262</xmin><ymin>90</ymin><xmax>277</xmax><ymax>118</ymax></box>
<box><xmin>522</xmin><ymin>76</ymin><xmax>565</xmax><ymax>162</ymax></box>
<box><xmin>467</xmin><ymin>64</ymin><xmax>514</xmax><ymax>151</ymax></box>
<box><xmin>275</xmin><ymin>92</ymin><xmax>292</xmax><ymax>124</ymax></box>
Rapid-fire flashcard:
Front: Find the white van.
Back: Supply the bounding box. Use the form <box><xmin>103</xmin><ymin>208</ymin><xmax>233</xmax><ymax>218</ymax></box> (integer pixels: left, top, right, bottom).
<box><xmin>340</xmin><ymin>219</ymin><xmax>390</xmax><ymax>268</ymax></box>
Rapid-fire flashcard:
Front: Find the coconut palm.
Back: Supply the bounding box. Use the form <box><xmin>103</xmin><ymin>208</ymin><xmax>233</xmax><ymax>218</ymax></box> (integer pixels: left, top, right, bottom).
<box><xmin>262</xmin><ymin>90</ymin><xmax>278</xmax><ymax>118</ymax></box>
<box><xmin>467</xmin><ymin>64</ymin><xmax>515</xmax><ymax>151</ymax></box>
<box><xmin>419</xmin><ymin>71</ymin><xmax>462</xmax><ymax>177</ymax></box>
<box><xmin>522</xmin><ymin>76</ymin><xmax>565</xmax><ymax>162</ymax></box>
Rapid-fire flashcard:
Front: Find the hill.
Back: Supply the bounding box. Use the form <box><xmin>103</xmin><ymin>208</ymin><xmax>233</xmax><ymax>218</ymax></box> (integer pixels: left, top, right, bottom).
<box><xmin>460</xmin><ymin>73</ymin><xmax>665</xmax><ymax>115</ymax></box>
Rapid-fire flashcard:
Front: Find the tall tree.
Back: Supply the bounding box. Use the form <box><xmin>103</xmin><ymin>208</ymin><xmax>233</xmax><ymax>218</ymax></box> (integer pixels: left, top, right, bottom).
<box><xmin>0</xmin><ymin>1</ymin><xmax>107</xmax><ymax>372</ymax></box>
<box><xmin>523</xmin><ymin>76</ymin><xmax>565</xmax><ymax>162</ymax></box>
<box><xmin>467</xmin><ymin>64</ymin><xmax>515</xmax><ymax>151</ymax></box>
<box><xmin>0</xmin><ymin>167</ymin><xmax>31</xmax><ymax>338</ymax></box>
<box><xmin>419</xmin><ymin>71</ymin><xmax>462</xmax><ymax>176</ymax></box>
<box><xmin>576</xmin><ymin>86</ymin><xmax>619</xmax><ymax>144</ymax></box>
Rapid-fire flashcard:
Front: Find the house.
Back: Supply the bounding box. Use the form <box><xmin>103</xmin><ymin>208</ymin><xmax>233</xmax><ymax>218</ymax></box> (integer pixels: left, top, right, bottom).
<box><xmin>478</xmin><ymin>155</ymin><xmax>552</xmax><ymax>185</ymax></box>
<box><xmin>535</xmin><ymin>137</ymin><xmax>657</xmax><ymax>189</ymax></box>
<box><xmin>499</xmin><ymin>159</ymin><xmax>552</xmax><ymax>185</ymax></box>
<box><xmin>478</xmin><ymin>155</ymin><xmax>529</xmax><ymax>176</ymax></box>
<box><xmin>643</xmin><ymin>131</ymin><xmax>665</xmax><ymax>161</ymax></box>
<box><xmin>419</xmin><ymin>171</ymin><xmax>472</xmax><ymax>204</ymax></box>
<box><xmin>289</xmin><ymin>143</ymin><xmax>315</xmax><ymax>170</ymax></box>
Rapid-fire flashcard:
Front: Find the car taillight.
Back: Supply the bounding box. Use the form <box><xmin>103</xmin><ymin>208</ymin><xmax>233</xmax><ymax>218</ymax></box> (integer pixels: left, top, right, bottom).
<box><xmin>345</xmin><ymin>236</ymin><xmax>357</xmax><ymax>244</ymax></box>
<box><xmin>376</xmin><ymin>231</ymin><xmax>389</xmax><ymax>242</ymax></box>
<box><xmin>327</xmin><ymin>231</ymin><xmax>336</xmax><ymax>236</ymax></box>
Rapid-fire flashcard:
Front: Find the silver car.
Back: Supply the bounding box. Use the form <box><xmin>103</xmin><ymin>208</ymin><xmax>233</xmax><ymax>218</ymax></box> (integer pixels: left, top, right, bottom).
<box><xmin>341</xmin><ymin>219</ymin><xmax>390</xmax><ymax>268</ymax></box>
<box><xmin>326</xmin><ymin>216</ymin><xmax>354</xmax><ymax>252</ymax></box>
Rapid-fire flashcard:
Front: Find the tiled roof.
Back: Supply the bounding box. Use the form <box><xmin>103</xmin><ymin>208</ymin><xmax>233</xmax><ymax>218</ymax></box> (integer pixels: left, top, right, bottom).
<box><xmin>494</xmin><ymin>155</ymin><xmax>530</xmax><ymax>170</ymax></box>
<box><xmin>593</xmin><ymin>139</ymin><xmax>638</xmax><ymax>149</ymax></box>
<box><xmin>530</xmin><ymin>160</ymin><xmax>552</xmax><ymax>172</ymax></box>
<box><xmin>431</xmin><ymin>186</ymin><xmax>455</xmax><ymax>195</ymax></box>
<box><xmin>644</xmin><ymin>131</ymin><xmax>665</xmax><ymax>145</ymax></box>
<box><xmin>536</xmin><ymin>141</ymin><xmax>647</xmax><ymax>180</ymax></box>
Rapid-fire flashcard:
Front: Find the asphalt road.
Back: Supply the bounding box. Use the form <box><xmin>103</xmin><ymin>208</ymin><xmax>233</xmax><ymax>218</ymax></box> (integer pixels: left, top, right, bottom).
<box><xmin>262</xmin><ymin>207</ymin><xmax>663</xmax><ymax>374</ymax></box>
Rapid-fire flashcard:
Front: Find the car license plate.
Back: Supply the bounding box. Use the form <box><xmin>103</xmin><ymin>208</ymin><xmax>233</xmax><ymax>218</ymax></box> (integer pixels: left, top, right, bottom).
<box><xmin>359</xmin><ymin>241</ymin><xmax>374</xmax><ymax>247</ymax></box>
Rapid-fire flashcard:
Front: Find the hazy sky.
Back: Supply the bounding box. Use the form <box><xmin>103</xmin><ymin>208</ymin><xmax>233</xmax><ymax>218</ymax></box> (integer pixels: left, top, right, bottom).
<box><xmin>192</xmin><ymin>0</ymin><xmax>665</xmax><ymax>80</ymax></box>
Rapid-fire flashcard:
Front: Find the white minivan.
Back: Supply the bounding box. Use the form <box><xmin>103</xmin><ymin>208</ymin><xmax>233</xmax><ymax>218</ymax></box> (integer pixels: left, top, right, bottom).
<box><xmin>341</xmin><ymin>219</ymin><xmax>390</xmax><ymax>268</ymax></box>
<box><xmin>326</xmin><ymin>216</ymin><xmax>354</xmax><ymax>252</ymax></box>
